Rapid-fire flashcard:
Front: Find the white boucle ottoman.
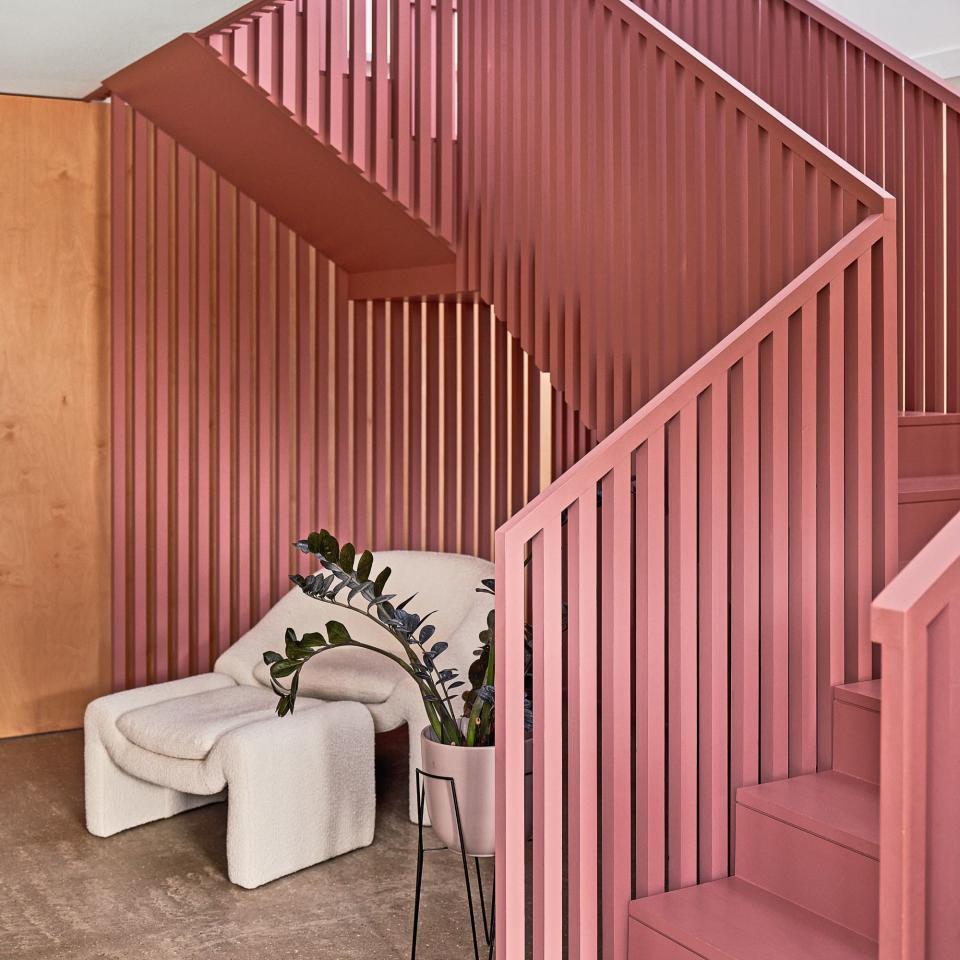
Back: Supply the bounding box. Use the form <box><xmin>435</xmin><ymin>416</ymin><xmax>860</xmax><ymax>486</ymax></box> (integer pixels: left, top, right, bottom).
<box><xmin>84</xmin><ymin>674</ymin><xmax>375</xmax><ymax>888</ymax></box>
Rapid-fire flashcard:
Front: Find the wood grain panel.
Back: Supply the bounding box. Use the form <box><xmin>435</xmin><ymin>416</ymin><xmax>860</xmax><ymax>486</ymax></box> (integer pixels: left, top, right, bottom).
<box><xmin>0</xmin><ymin>95</ymin><xmax>110</xmax><ymax>737</ymax></box>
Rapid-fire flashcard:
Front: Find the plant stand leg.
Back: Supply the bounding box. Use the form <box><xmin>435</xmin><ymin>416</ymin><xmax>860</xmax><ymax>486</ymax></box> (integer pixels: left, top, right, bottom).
<box><xmin>410</xmin><ymin>770</ymin><xmax>493</xmax><ymax>960</ymax></box>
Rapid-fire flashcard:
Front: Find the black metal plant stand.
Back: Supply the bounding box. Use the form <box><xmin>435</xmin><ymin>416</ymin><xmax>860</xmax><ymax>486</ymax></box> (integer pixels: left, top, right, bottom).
<box><xmin>411</xmin><ymin>768</ymin><xmax>495</xmax><ymax>960</ymax></box>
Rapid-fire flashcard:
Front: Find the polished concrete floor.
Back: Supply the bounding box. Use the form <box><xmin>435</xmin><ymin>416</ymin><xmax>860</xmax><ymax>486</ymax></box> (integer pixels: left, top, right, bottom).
<box><xmin>0</xmin><ymin>727</ymin><xmax>493</xmax><ymax>959</ymax></box>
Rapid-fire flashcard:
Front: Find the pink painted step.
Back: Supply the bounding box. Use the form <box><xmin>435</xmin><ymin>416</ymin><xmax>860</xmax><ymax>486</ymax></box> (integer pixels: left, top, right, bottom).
<box><xmin>628</xmin><ymin>877</ymin><xmax>876</xmax><ymax>960</ymax></box>
<box><xmin>735</xmin><ymin>771</ymin><xmax>879</xmax><ymax>939</ymax></box>
<box><xmin>898</xmin><ymin>474</ymin><xmax>960</xmax><ymax>567</ymax></box>
<box><xmin>898</xmin><ymin>412</ymin><xmax>960</xmax><ymax>479</ymax></box>
<box><xmin>832</xmin><ymin>680</ymin><xmax>881</xmax><ymax>785</ymax></box>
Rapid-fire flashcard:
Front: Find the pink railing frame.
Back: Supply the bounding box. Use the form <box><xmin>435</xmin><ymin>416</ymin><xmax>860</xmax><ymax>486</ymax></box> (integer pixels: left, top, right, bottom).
<box><xmin>458</xmin><ymin>0</ymin><xmax>885</xmax><ymax>439</ymax></box>
<box><xmin>640</xmin><ymin>0</ymin><xmax>960</xmax><ymax>415</ymax></box>
<box><xmin>198</xmin><ymin>0</ymin><xmax>459</xmax><ymax>245</ymax></box>
<box><xmin>496</xmin><ymin>209</ymin><xmax>898</xmax><ymax>960</ymax></box>
<box><xmin>491</xmin><ymin>3</ymin><xmax>898</xmax><ymax>955</ymax></box>
<box><xmin>873</xmin><ymin>509</ymin><xmax>960</xmax><ymax>960</ymax></box>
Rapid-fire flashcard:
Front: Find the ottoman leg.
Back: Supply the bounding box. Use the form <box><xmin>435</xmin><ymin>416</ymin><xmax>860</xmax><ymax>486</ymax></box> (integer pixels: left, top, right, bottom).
<box><xmin>84</xmin><ymin>708</ymin><xmax>219</xmax><ymax>836</ymax></box>
<box><xmin>218</xmin><ymin>701</ymin><xmax>376</xmax><ymax>889</ymax></box>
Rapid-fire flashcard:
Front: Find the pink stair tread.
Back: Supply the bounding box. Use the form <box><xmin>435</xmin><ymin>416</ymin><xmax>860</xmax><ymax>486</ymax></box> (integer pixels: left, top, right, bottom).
<box><xmin>737</xmin><ymin>771</ymin><xmax>878</xmax><ymax>858</ymax></box>
<box><xmin>833</xmin><ymin>680</ymin><xmax>881</xmax><ymax>711</ymax></box>
<box><xmin>629</xmin><ymin>877</ymin><xmax>877</xmax><ymax>960</ymax></box>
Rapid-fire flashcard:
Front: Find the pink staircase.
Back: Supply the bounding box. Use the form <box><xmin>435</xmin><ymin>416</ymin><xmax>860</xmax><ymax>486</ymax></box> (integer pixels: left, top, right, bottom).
<box><xmin>629</xmin><ymin>681</ymin><xmax>882</xmax><ymax>958</ymax></box>
<box><xmin>96</xmin><ymin>1</ymin><xmax>960</xmax><ymax>958</ymax></box>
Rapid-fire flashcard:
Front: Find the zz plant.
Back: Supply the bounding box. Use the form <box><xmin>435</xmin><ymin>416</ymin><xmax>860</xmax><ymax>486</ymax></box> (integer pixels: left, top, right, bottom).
<box><xmin>265</xmin><ymin>530</ymin><xmax>469</xmax><ymax>746</ymax></box>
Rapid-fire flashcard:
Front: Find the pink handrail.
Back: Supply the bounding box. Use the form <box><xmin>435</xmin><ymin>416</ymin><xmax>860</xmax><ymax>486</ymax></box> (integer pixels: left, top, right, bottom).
<box><xmin>873</xmin><ymin>509</ymin><xmax>960</xmax><ymax>959</ymax></box>
<box><xmin>639</xmin><ymin>0</ymin><xmax>960</xmax><ymax>414</ymax></box>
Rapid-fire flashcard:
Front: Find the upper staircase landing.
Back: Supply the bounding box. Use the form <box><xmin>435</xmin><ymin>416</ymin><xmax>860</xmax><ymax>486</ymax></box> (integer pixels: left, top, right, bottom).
<box><xmin>104</xmin><ymin>34</ymin><xmax>456</xmax><ymax>296</ymax></box>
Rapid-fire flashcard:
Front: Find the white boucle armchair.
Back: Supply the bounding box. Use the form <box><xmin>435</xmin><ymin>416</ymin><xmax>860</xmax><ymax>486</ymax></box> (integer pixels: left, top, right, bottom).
<box><xmin>214</xmin><ymin>550</ymin><xmax>495</xmax><ymax>822</ymax></box>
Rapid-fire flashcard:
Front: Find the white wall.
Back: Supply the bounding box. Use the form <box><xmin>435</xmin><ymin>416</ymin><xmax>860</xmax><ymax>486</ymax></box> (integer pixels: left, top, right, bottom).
<box><xmin>0</xmin><ymin>1</ymin><xmax>243</xmax><ymax>99</ymax></box>
<box><xmin>822</xmin><ymin>0</ymin><xmax>960</xmax><ymax>79</ymax></box>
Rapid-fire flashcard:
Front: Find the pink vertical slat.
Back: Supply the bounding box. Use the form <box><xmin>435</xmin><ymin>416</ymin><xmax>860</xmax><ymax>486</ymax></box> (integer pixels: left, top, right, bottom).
<box><xmin>349</xmin><ymin>0</ymin><xmax>367</xmax><ymax>169</ymax></box>
<box><xmin>195</xmin><ymin>163</ymin><xmax>213</xmax><ymax>674</ymax></box>
<box><xmin>328</xmin><ymin>0</ymin><xmax>346</xmax><ymax>153</ymax></box>
<box><xmin>304</xmin><ymin>0</ymin><xmax>322</xmax><ymax>133</ymax></box>
<box><xmin>698</xmin><ymin>373</ymin><xmax>729</xmax><ymax>881</ymax></box>
<box><xmin>759</xmin><ymin>325</ymin><xmax>789</xmax><ymax>783</ymax></box>
<box><xmin>667</xmin><ymin>405</ymin><xmax>698</xmax><ymax>890</ymax></box>
<box><xmin>817</xmin><ymin>275</ymin><xmax>847</xmax><ymax>766</ymax></box>
<box><xmin>154</xmin><ymin>130</ymin><xmax>172</xmax><ymax>681</ymax></box>
<box><xmin>635</xmin><ymin>428</ymin><xmax>666</xmax><ymax>898</ymax></box>
<box><xmin>601</xmin><ymin>461</ymin><xmax>633</xmax><ymax>957</ymax></box>
<box><xmin>730</xmin><ymin>348</ymin><xmax>761</xmax><ymax>853</ymax></box>
<box><xmin>372</xmin><ymin>0</ymin><xmax>389</xmax><ymax>188</ymax></box>
<box><xmin>567</xmin><ymin>494</ymin><xmax>599</xmax><ymax>959</ymax></box>
<box><xmin>532</xmin><ymin>520</ymin><xmax>563</xmax><ymax>960</ymax></box>
<box><xmin>392</xmin><ymin>0</ymin><xmax>413</xmax><ymax>207</ymax></box>
<box><xmin>495</xmin><ymin>527</ymin><xmax>527</xmax><ymax>960</ymax></box>
<box><xmin>132</xmin><ymin>111</ymin><xmax>149</xmax><ymax>687</ymax></box>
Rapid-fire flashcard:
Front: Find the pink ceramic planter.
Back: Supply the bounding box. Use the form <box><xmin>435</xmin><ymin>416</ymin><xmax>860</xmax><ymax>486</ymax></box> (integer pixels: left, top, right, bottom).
<box><xmin>421</xmin><ymin>728</ymin><xmax>532</xmax><ymax>858</ymax></box>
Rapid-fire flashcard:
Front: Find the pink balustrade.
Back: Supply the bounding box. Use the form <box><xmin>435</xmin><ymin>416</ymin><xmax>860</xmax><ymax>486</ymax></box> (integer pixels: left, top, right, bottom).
<box><xmin>639</xmin><ymin>0</ymin><xmax>960</xmax><ymax>415</ymax></box>
<box><xmin>873</xmin><ymin>510</ymin><xmax>960</xmax><ymax>960</ymax></box>
<box><xmin>198</xmin><ymin>0</ymin><xmax>459</xmax><ymax>246</ymax></box>
<box><xmin>490</xmin><ymin>3</ymin><xmax>899</xmax><ymax>959</ymax></box>
<box><xmin>458</xmin><ymin>0</ymin><xmax>888</xmax><ymax>440</ymax></box>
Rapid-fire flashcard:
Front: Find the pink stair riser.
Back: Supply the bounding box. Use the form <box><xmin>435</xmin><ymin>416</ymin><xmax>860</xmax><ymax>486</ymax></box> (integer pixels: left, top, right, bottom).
<box><xmin>735</xmin><ymin>803</ymin><xmax>879</xmax><ymax>941</ymax></box>
<box><xmin>628</xmin><ymin>919</ymin><xmax>699</xmax><ymax>959</ymax></box>
<box><xmin>832</xmin><ymin>692</ymin><xmax>881</xmax><ymax>786</ymax></box>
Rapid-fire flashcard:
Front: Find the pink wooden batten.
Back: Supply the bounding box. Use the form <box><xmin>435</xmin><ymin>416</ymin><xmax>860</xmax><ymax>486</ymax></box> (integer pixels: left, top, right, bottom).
<box><xmin>489</xmin><ymin>3</ymin><xmax>899</xmax><ymax>951</ymax></box>
<box><xmin>639</xmin><ymin>0</ymin><xmax>960</xmax><ymax>415</ymax></box>
<box><xmin>195</xmin><ymin>0</ymin><xmax>459</xmax><ymax>248</ymax></box>
<box><xmin>109</xmin><ymin>101</ymin><xmax>566</xmax><ymax>688</ymax></box>
<box><xmin>873</xmin><ymin>509</ymin><xmax>960</xmax><ymax>960</ymax></box>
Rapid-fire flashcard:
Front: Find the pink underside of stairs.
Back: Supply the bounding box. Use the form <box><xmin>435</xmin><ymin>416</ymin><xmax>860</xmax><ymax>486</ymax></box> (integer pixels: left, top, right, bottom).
<box><xmin>628</xmin><ymin>681</ymin><xmax>882</xmax><ymax>959</ymax></box>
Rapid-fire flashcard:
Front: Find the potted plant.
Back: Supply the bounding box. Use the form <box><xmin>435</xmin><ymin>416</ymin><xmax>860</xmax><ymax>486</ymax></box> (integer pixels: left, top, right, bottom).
<box><xmin>262</xmin><ymin>530</ymin><xmax>532</xmax><ymax>857</ymax></box>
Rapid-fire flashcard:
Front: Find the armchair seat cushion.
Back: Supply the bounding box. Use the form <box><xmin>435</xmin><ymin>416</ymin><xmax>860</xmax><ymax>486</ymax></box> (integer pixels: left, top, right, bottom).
<box><xmin>116</xmin><ymin>685</ymin><xmax>321</xmax><ymax>761</ymax></box>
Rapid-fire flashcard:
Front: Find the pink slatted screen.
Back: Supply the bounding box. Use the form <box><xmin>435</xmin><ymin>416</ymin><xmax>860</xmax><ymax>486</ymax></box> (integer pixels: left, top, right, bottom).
<box><xmin>199</xmin><ymin>0</ymin><xmax>458</xmax><ymax>246</ymax></box>
<box><xmin>488</xmin><ymin>3</ymin><xmax>899</xmax><ymax>958</ymax></box>
<box><xmin>640</xmin><ymin>0</ymin><xmax>960</xmax><ymax>414</ymax></box>
<box><xmin>498</xmin><ymin>213</ymin><xmax>898</xmax><ymax>960</ymax></box>
<box><xmin>110</xmin><ymin>99</ymin><xmax>559</xmax><ymax>690</ymax></box>
<box><xmin>457</xmin><ymin>0</ymin><xmax>880</xmax><ymax>439</ymax></box>
<box><xmin>873</xmin><ymin>510</ymin><xmax>960</xmax><ymax>960</ymax></box>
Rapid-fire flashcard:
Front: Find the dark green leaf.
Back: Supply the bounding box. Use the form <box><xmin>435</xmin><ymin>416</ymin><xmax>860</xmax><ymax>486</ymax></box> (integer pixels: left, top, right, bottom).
<box><xmin>318</xmin><ymin>530</ymin><xmax>340</xmax><ymax>562</ymax></box>
<box><xmin>356</xmin><ymin>550</ymin><xmax>373</xmax><ymax>582</ymax></box>
<box><xmin>271</xmin><ymin>660</ymin><xmax>299</xmax><ymax>678</ymax></box>
<box><xmin>374</xmin><ymin>566</ymin><xmax>391</xmax><ymax>595</ymax></box>
<box><xmin>326</xmin><ymin>620</ymin><xmax>352</xmax><ymax>646</ymax></box>
<box><xmin>306</xmin><ymin>531</ymin><xmax>324</xmax><ymax>554</ymax></box>
<box><xmin>339</xmin><ymin>543</ymin><xmax>356</xmax><ymax>572</ymax></box>
<box><xmin>301</xmin><ymin>631</ymin><xmax>327</xmax><ymax>648</ymax></box>
<box><xmin>262</xmin><ymin>650</ymin><xmax>283</xmax><ymax>665</ymax></box>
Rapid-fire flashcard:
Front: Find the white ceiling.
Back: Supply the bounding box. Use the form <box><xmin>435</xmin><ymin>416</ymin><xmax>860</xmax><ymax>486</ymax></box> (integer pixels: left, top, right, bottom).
<box><xmin>0</xmin><ymin>0</ymin><xmax>958</xmax><ymax>100</ymax></box>
<box><xmin>0</xmin><ymin>1</ymin><xmax>243</xmax><ymax>99</ymax></box>
<box><xmin>821</xmin><ymin>0</ymin><xmax>960</xmax><ymax>78</ymax></box>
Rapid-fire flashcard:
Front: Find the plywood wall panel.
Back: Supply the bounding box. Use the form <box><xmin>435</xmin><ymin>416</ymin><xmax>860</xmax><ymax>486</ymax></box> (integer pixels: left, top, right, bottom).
<box><xmin>0</xmin><ymin>95</ymin><xmax>110</xmax><ymax>737</ymax></box>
